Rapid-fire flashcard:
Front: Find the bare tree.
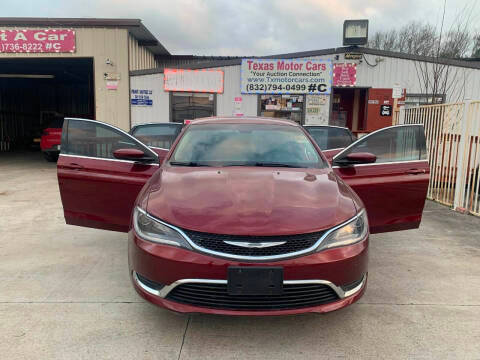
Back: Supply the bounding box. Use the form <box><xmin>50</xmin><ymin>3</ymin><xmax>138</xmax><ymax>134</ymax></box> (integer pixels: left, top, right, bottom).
<box><xmin>472</xmin><ymin>33</ymin><xmax>480</xmax><ymax>57</ymax></box>
<box><xmin>369</xmin><ymin>21</ymin><xmax>438</xmax><ymax>56</ymax></box>
<box><xmin>368</xmin><ymin>2</ymin><xmax>477</xmax><ymax>104</ymax></box>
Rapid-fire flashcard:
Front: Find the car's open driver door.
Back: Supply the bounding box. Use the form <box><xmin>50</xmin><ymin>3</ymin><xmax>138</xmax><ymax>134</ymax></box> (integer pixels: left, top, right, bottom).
<box><xmin>57</xmin><ymin>118</ymin><xmax>160</xmax><ymax>232</ymax></box>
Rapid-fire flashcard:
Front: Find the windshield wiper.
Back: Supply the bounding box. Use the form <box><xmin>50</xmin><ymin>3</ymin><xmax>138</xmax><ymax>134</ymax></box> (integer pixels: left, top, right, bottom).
<box><xmin>169</xmin><ymin>161</ymin><xmax>210</xmax><ymax>167</ymax></box>
<box><xmin>254</xmin><ymin>162</ymin><xmax>302</xmax><ymax>168</ymax></box>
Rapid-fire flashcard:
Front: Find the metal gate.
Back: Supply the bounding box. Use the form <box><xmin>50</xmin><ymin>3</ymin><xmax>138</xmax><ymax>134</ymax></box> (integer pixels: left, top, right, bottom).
<box><xmin>397</xmin><ymin>102</ymin><xmax>480</xmax><ymax>216</ymax></box>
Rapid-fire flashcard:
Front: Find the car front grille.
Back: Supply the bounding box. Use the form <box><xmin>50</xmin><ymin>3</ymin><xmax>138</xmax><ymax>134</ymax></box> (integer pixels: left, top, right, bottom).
<box><xmin>181</xmin><ymin>229</ymin><xmax>325</xmax><ymax>257</ymax></box>
<box><xmin>166</xmin><ymin>282</ymin><xmax>339</xmax><ymax>311</ymax></box>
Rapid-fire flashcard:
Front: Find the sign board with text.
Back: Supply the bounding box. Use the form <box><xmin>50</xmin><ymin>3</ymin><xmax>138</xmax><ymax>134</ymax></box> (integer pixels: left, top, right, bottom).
<box><xmin>344</xmin><ymin>53</ymin><xmax>362</xmax><ymax>60</ymax></box>
<box><xmin>0</xmin><ymin>29</ymin><xmax>75</xmax><ymax>53</ymax></box>
<box><xmin>333</xmin><ymin>63</ymin><xmax>356</xmax><ymax>87</ymax></box>
<box><xmin>392</xmin><ymin>84</ymin><xmax>403</xmax><ymax>99</ymax></box>
<box><xmin>380</xmin><ymin>105</ymin><xmax>392</xmax><ymax>116</ymax></box>
<box><xmin>233</xmin><ymin>97</ymin><xmax>243</xmax><ymax>116</ymax></box>
<box><xmin>305</xmin><ymin>95</ymin><xmax>329</xmax><ymax>125</ymax></box>
<box><xmin>131</xmin><ymin>89</ymin><xmax>153</xmax><ymax>106</ymax></box>
<box><xmin>164</xmin><ymin>69</ymin><xmax>224</xmax><ymax>93</ymax></box>
<box><xmin>241</xmin><ymin>59</ymin><xmax>332</xmax><ymax>95</ymax></box>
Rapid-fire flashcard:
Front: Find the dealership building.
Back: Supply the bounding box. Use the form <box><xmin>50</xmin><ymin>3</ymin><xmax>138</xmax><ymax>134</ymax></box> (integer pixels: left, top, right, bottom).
<box><xmin>131</xmin><ymin>49</ymin><xmax>480</xmax><ymax>136</ymax></box>
<box><xmin>1</xmin><ymin>17</ymin><xmax>480</xmax><ymax>152</ymax></box>
<box><xmin>0</xmin><ymin>17</ymin><xmax>166</xmax><ymax>152</ymax></box>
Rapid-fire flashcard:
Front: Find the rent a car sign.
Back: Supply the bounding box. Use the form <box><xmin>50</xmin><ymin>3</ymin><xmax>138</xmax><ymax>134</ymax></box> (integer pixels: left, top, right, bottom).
<box><xmin>241</xmin><ymin>59</ymin><xmax>332</xmax><ymax>94</ymax></box>
<box><xmin>0</xmin><ymin>29</ymin><xmax>75</xmax><ymax>53</ymax></box>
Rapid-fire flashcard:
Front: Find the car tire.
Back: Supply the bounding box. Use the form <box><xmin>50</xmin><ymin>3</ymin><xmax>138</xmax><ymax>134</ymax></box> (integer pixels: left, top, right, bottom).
<box><xmin>43</xmin><ymin>152</ymin><xmax>59</xmax><ymax>162</ymax></box>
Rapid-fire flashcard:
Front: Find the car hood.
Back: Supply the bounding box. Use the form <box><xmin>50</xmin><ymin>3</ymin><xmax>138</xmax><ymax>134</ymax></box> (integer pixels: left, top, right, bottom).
<box><xmin>146</xmin><ymin>167</ymin><xmax>357</xmax><ymax>235</ymax></box>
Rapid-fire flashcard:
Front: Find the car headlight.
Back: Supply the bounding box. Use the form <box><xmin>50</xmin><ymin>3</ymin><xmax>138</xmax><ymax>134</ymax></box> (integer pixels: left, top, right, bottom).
<box><xmin>317</xmin><ymin>210</ymin><xmax>368</xmax><ymax>251</ymax></box>
<box><xmin>133</xmin><ymin>207</ymin><xmax>192</xmax><ymax>249</ymax></box>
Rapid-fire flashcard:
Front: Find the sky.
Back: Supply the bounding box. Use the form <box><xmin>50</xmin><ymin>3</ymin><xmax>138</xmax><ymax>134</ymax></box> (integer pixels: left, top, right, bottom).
<box><xmin>1</xmin><ymin>0</ymin><xmax>479</xmax><ymax>56</ymax></box>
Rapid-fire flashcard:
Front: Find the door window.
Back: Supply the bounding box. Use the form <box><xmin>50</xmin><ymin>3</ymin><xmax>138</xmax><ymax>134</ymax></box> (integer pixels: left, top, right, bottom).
<box><xmin>64</xmin><ymin>119</ymin><xmax>151</xmax><ymax>159</ymax></box>
<box><xmin>335</xmin><ymin>125</ymin><xmax>427</xmax><ymax>164</ymax></box>
<box><xmin>171</xmin><ymin>92</ymin><xmax>215</xmax><ymax>123</ymax></box>
<box><xmin>259</xmin><ymin>95</ymin><xmax>304</xmax><ymax>124</ymax></box>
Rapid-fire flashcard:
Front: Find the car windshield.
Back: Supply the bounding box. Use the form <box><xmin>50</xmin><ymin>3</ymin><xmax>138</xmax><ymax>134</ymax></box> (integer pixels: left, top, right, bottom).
<box><xmin>304</xmin><ymin>126</ymin><xmax>353</xmax><ymax>150</ymax></box>
<box><xmin>170</xmin><ymin>123</ymin><xmax>326</xmax><ymax>168</ymax></box>
<box><xmin>131</xmin><ymin>124</ymin><xmax>181</xmax><ymax>149</ymax></box>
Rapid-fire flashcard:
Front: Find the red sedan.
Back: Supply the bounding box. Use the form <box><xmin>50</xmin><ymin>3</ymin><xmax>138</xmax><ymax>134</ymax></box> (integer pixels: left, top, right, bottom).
<box><xmin>40</xmin><ymin>117</ymin><xmax>64</xmax><ymax>162</ymax></box>
<box><xmin>57</xmin><ymin>117</ymin><xmax>429</xmax><ymax>315</ymax></box>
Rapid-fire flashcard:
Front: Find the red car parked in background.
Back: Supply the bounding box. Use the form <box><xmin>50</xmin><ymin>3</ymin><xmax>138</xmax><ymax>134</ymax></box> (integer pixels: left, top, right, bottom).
<box><xmin>57</xmin><ymin>117</ymin><xmax>429</xmax><ymax>315</ymax></box>
<box><xmin>40</xmin><ymin>117</ymin><xmax>64</xmax><ymax>162</ymax></box>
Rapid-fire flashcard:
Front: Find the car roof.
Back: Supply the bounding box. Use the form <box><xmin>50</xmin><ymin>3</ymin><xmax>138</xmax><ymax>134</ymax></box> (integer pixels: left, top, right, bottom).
<box><xmin>132</xmin><ymin>122</ymin><xmax>181</xmax><ymax>127</ymax></box>
<box><xmin>190</xmin><ymin>116</ymin><xmax>299</xmax><ymax>127</ymax></box>
<box><xmin>303</xmin><ymin>125</ymin><xmax>350</xmax><ymax>130</ymax></box>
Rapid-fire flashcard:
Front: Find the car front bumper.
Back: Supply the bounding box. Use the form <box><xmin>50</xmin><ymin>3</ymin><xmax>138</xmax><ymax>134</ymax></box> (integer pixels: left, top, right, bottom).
<box><xmin>128</xmin><ymin>230</ymin><xmax>368</xmax><ymax>315</ymax></box>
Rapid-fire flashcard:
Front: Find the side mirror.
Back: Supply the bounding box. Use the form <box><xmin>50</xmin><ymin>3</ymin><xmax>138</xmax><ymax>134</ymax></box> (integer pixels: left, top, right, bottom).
<box><xmin>113</xmin><ymin>148</ymin><xmax>149</xmax><ymax>161</ymax></box>
<box><xmin>345</xmin><ymin>152</ymin><xmax>377</xmax><ymax>164</ymax></box>
<box><xmin>334</xmin><ymin>152</ymin><xmax>377</xmax><ymax>166</ymax></box>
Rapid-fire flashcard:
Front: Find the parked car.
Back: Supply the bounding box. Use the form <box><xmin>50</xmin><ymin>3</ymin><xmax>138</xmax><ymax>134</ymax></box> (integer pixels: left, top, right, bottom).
<box><xmin>303</xmin><ymin>125</ymin><xmax>356</xmax><ymax>162</ymax></box>
<box><xmin>129</xmin><ymin>123</ymin><xmax>182</xmax><ymax>150</ymax></box>
<box><xmin>40</xmin><ymin>117</ymin><xmax>64</xmax><ymax>162</ymax></box>
<box><xmin>57</xmin><ymin>117</ymin><xmax>429</xmax><ymax>315</ymax></box>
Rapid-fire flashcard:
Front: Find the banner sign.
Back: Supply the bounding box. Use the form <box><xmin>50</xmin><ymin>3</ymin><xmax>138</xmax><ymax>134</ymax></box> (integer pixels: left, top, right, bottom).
<box><xmin>333</xmin><ymin>63</ymin><xmax>356</xmax><ymax>86</ymax></box>
<box><xmin>241</xmin><ymin>59</ymin><xmax>332</xmax><ymax>95</ymax></box>
<box><xmin>0</xmin><ymin>29</ymin><xmax>75</xmax><ymax>53</ymax></box>
<box><xmin>164</xmin><ymin>69</ymin><xmax>224</xmax><ymax>93</ymax></box>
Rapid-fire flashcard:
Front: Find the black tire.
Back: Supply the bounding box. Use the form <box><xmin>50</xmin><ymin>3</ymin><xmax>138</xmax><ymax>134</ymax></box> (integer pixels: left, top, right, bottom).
<box><xmin>43</xmin><ymin>152</ymin><xmax>59</xmax><ymax>162</ymax></box>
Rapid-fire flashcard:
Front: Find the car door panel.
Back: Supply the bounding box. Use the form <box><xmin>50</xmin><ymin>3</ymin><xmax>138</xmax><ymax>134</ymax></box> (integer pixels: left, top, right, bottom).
<box><xmin>58</xmin><ymin>156</ymin><xmax>157</xmax><ymax>232</ymax></box>
<box><xmin>57</xmin><ymin>118</ymin><xmax>159</xmax><ymax>232</ymax></box>
<box><xmin>333</xmin><ymin>125</ymin><xmax>429</xmax><ymax>234</ymax></box>
<box><xmin>334</xmin><ymin>160</ymin><xmax>429</xmax><ymax>233</ymax></box>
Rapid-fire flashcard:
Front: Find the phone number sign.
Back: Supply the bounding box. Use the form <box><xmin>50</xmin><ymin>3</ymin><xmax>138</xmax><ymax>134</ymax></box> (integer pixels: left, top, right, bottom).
<box><xmin>0</xmin><ymin>29</ymin><xmax>76</xmax><ymax>53</ymax></box>
<box><xmin>241</xmin><ymin>59</ymin><xmax>332</xmax><ymax>94</ymax></box>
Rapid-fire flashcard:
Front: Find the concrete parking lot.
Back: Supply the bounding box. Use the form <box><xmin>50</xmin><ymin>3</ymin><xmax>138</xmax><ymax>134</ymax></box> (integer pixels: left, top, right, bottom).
<box><xmin>1</xmin><ymin>152</ymin><xmax>479</xmax><ymax>360</ymax></box>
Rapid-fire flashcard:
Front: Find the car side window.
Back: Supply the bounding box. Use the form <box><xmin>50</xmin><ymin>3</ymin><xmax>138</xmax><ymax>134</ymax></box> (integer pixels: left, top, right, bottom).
<box><xmin>336</xmin><ymin>125</ymin><xmax>427</xmax><ymax>164</ymax></box>
<box><xmin>64</xmin><ymin>119</ymin><xmax>147</xmax><ymax>159</ymax></box>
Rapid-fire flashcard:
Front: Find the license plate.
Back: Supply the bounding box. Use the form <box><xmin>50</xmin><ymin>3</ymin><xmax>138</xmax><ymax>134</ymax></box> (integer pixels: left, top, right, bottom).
<box><xmin>33</xmin><ymin>138</ymin><xmax>41</xmax><ymax>143</ymax></box>
<box><xmin>227</xmin><ymin>267</ymin><xmax>283</xmax><ymax>296</ymax></box>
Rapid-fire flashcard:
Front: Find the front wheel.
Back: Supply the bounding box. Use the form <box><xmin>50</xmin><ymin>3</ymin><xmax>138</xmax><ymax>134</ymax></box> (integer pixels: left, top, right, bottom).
<box><xmin>43</xmin><ymin>152</ymin><xmax>59</xmax><ymax>162</ymax></box>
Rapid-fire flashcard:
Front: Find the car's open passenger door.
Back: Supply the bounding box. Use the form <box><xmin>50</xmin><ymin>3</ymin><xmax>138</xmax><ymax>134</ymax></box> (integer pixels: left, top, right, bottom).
<box><xmin>332</xmin><ymin>125</ymin><xmax>429</xmax><ymax>234</ymax></box>
<box><xmin>57</xmin><ymin>118</ymin><xmax>160</xmax><ymax>232</ymax></box>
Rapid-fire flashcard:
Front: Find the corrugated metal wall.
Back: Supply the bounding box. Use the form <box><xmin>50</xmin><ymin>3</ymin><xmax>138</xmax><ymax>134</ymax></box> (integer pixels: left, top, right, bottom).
<box><xmin>0</xmin><ymin>27</ymin><xmax>131</xmax><ymax>130</ymax></box>
<box><xmin>130</xmin><ymin>66</ymin><xmax>259</xmax><ymax>125</ymax></box>
<box><xmin>155</xmin><ymin>55</ymin><xmax>242</xmax><ymax>69</ymax></box>
<box><xmin>130</xmin><ymin>74</ymin><xmax>169</xmax><ymax>126</ymax></box>
<box><xmin>128</xmin><ymin>34</ymin><xmax>158</xmax><ymax>71</ymax></box>
<box><xmin>217</xmin><ymin>66</ymin><xmax>257</xmax><ymax>116</ymax></box>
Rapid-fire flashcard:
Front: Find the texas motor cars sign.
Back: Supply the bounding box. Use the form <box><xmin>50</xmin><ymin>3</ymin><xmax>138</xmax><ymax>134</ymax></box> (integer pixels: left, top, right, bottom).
<box><xmin>0</xmin><ymin>29</ymin><xmax>75</xmax><ymax>53</ymax></box>
<box><xmin>241</xmin><ymin>59</ymin><xmax>332</xmax><ymax>94</ymax></box>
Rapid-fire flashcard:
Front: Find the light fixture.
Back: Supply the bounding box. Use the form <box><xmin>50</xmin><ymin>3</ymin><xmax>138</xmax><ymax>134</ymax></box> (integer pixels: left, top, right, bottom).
<box><xmin>0</xmin><ymin>74</ymin><xmax>55</xmax><ymax>79</ymax></box>
<box><xmin>343</xmin><ymin>20</ymin><xmax>369</xmax><ymax>46</ymax></box>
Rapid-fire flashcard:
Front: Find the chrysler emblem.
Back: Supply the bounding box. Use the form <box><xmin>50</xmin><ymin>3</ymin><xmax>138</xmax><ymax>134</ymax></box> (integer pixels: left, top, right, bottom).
<box><xmin>223</xmin><ymin>241</ymin><xmax>286</xmax><ymax>248</ymax></box>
